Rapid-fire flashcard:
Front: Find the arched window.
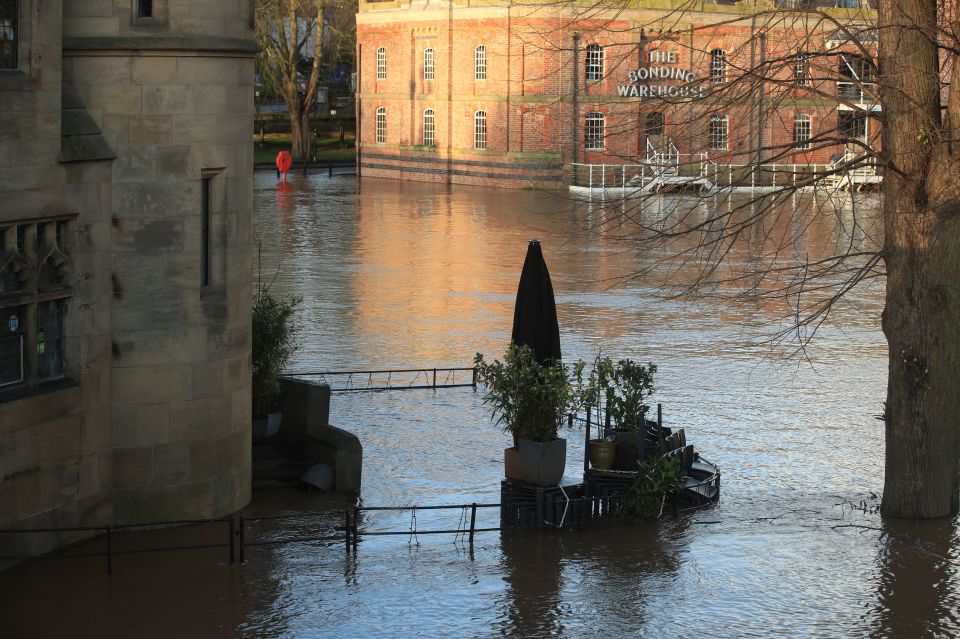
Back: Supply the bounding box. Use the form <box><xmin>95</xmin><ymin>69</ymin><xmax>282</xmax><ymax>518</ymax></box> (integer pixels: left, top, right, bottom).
<box><xmin>793</xmin><ymin>114</ymin><xmax>811</xmax><ymax>149</ymax></box>
<box><xmin>474</xmin><ymin>110</ymin><xmax>487</xmax><ymax>150</ymax></box>
<box><xmin>709</xmin><ymin>115</ymin><xmax>728</xmax><ymax>150</ymax></box>
<box><xmin>0</xmin><ymin>0</ymin><xmax>18</xmax><ymax>69</ymax></box>
<box><xmin>646</xmin><ymin>112</ymin><xmax>664</xmax><ymax>137</ymax></box>
<box><xmin>423</xmin><ymin>48</ymin><xmax>435</xmax><ymax>81</ymax></box>
<box><xmin>375</xmin><ymin>107</ymin><xmax>386</xmax><ymax>144</ymax></box>
<box><xmin>585</xmin><ymin>112</ymin><xmax>605</xmax><ymax>150</ymax></box>
<box><xmin>475</xmin><ymin>45</ymin><xmax>486</xmax><ymax>81</ymax></box>
<box><xmin>423</xmin><ymin>109</ymin><xmax>435</xmax><ymax>146</ymax></box>
<box><xmin>376</xmin><ymin>46</ymin><xmax>386</xmax><ymax>80</ymax></box>
<box><xmin>710</xmin><ymin>49</ymin><xmax>726</xmax><ymax>84</ymax></box>
<box><xmin>586</xmin><ymin>44</ymin><xmax>604</xmax><ymax>81</ymax></box>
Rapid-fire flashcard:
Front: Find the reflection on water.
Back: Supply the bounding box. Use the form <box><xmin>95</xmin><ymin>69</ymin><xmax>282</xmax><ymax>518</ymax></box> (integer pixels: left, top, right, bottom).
<box><xmin>1</xmin><ymin>176</ymin><xmax>957</xmax><ymax>638</ymax></box>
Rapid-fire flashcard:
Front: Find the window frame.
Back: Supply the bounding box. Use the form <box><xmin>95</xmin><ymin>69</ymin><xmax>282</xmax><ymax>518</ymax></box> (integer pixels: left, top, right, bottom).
<box><xmin>423</xmin><ymin>48</ymin><xmax>435</xmax><ymax>81</ymax></box>
<box><xmin>0</xmin><ymin>0</ymin><xmax>18</xmax><ymax>71</ymax></box>
<box><xmin>584</xmin><ymin>112</ymin><xmax>605</xmax><ymax>151</ymax></box>
<box><xmin>375</xmin><ymin>107</ymin><xmax>386</xmax><ymax>144</ymax></box>
<box><xmin>710</xmin><ymin>48</ymin><xmax>726</xmax><ymax>84</ymax></box>
<box><xmin>585</xmin><ymin>44</ymin><xmax>604</xmax><ymax>81</ymax></box>
<box><xmin>376</xmin><ymin>46</ymin><xmax>386</xmax><ymax>81</ymax></box>
<box><xmin>0</xmin><ymin>217</ymin><xmax>74</xmax><ymax>394</ymax></box>
<box><xmin>474</xmin><ymin>110</ymin><xmax>487</xmax><ymax>150</ymax></box>
<box><xmin>709</xmin><ymin>115</ymin><xmax>729</xmax><ymax>151</ymax></box>
<box><xmin>475</xmin><ymin>45</ymin><xmax>486</xmax><ymax>81</ymax></box>
<box><xmin>793</xmin><ymin>113</ymin><xmax>812</xmax><ymax>149</ymax></box>
<box><xmin>646</xmin><ymin>112</ymin><xmax>664</xmax><ymax>137</ymax></box>
<box><xmin>794</xmin><ymin>52</ymin><xmax>811</xmax><ymax>86</ymax></box>
<box><xmin>423</xmin><ymin>108</ymin><xmax>435</xmax><ymax>146</ymax></box>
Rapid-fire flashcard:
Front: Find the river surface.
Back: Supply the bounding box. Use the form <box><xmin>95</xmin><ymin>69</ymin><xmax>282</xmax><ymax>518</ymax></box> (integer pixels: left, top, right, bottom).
<box><xmin>3</xmin><ymin>175</ymin><xmax>959</xmax><ymax>638</ymax></box>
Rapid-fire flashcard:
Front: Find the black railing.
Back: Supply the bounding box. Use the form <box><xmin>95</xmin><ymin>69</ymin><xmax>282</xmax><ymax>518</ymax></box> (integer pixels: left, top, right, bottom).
<box><xmin>283</xmin><ymin>367</ymin><xmax>477</xmax><ymax>392</ymax></box>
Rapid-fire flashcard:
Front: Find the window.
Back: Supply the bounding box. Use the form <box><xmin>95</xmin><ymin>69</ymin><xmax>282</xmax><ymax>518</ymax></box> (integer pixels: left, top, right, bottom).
<box><xmin>1</xmin><ymin>219</ymin><xmax>72</xmax><ymax>390</ymax></box>
<box><xmin>474</xmin><ymin>110</ymin><xmax>486</xmax><ymax>150</ymax></box>
<box><xmin>793</xmin><ymin>114</ymin><xmax>811</xmax><ymax>149</ymax></box>
<box><xmin>423</xmin><ymin>109</ymin><xmax>435</xmax><ymax>146</ymax></box>
<box><xmin>838</xmin><ymin>53</ymin><xmax>875</xmax><ymax>101</ymax></box>
<box><xmin>423</xmin><ymin>48</ymin><xmax>435</xmax><ymax>81</ymax></box>
<box><xmin>376</xmin><ymin>47</ymin><xmax>386</xmax><ymax>80</ymax></box>
<box><xmin>475</xmin><ymin>45</ymin><xmax>486</xmax><ymax>81</ymax></box>
<box><xmin>0</xmin><ymin>0</ymin><xmax>16</xmax><ymax>70</ymax></box>
<box><xmin>375</xmin><ymin>107</ymin><xmax>386</xmax><ymax>144</ymax></box>
<box><xmin>710</xmin><ymin>49</ymin><xmax>726</xmax><ymax>84</ymax></box>
<box><xmin>586</xmin><ymin>44</ymin><xmax>604</xmax><ymax>81</ymax></box>
<box><xmin>646</xmin><ymin>112</ymin><xmax>664</xmax><ymax>137</ymax></box>
<box><xmin>795</xmin><ymin>52</ymin><xmax>810</xmax><ymax>86</ymax></box>
<box><xmin>838</xmin><ymin>111</ymin><xmax>866</xmax><ymax>141</ymax></box>
<box><xmin>585</xmin><ymin>112</ymin><xmax>605</xmax><ymax>150</ymax></box>
<box><xmin>137</xmin><ymin>0</ymin><xmax>152</xmax><ymax>17</ymax></box>
<box><xmin>709</xmin><ymin>115</ymin><xmax>728</xmax><ymax>150</ymax></box>
<box><xmin>201</xmin><ymin>176</ymin><xmax>211</xmax><ymax>287</ymax></box>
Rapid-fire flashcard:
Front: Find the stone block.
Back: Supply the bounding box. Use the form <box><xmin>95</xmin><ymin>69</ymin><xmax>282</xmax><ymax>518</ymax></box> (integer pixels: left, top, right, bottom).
<box><xmin>175</xmin><ymin>58</ymin><xmax>241</xmax><ymax>85</ymax></box>
<box><xmin>112</xmin><ymin>216</ymin><xmax>184</xmax><ymax>254</ymax></box>
<box><xmin>0</xmin><ymin>477</ymin><xmax>17</xmax><ymax>524</ymax></box>
<box><xmin>100</xmin><ymin>114</ymin><xmax>130</xmax><ymax>147</ymax></box>
<box><xmin>112</xmin><ymin>480</ymin><xmax>214</xmax><ymax>525</ymax></box>
<box><xmin>169</xmin><ymin>396</ymin><xmax>230</xmax><ymax>443</ymax></box>
<box><xmin>111</xmin><ymin>365</ymin><xmax>192</xmax><ymax>404</ymax></box>
<box><xmin>187</xmin><ymin>437</ymin><xmax>229</xmax><ymax>481</ymax></box>
<box><xmin>129</xmin><ymin>115</ymin><xmax>172</xmax><ymax>145</ymax></box>
<box><xmin>111</xmin><ymin>327</ymin><xmax>208</xmax><ymax>367</ymax></box>
<box><xmin>0</xmin><ymin>427</ymin><xmax>34</xmax><ymax>479</ymax></box>
<box><xmin>60</xmin><ymin>462</ymin><xmax>80</xmax><ymax>495</ymax></box>
<box><xmin>33</xmin><ymin>416</ymin><xmax>83</xmax><ymax>468</ymax></box>
<box><xmin>0</xmin><ymin>386</ymin><xmax>81</xmax><ymax>436</ymax></box>
<box><xmin>80</xmin><ymin>83</ymin><xmax>143</xmax><ymax>116</ymax></box>
<box><xmin>154</xmin><ymin>145</ymin><xmax>192</xmax><ymax>179</ymax></box>
<box><xmin>78</xmin><ymin>453</ymin><xmax>101</xmax><ymax>499</ymax></box>
<box><xmin>190</xmin><ymin>359</ymin><xmax>226</xmax><ymax>400</ymax></box>
<box><xmin>68</xmin><ymin>57</ymin><xmax>132</xmax><ymax>85</ymax></box>
<box><xmin>192</xmin><ymin>85</ymin><xmax>227</xmax><ymax>114</ymax></box>
<box><xmin>113</xmin><ymin>446</ymin><xmax>154</xmax><ymax>490</ymax></box>
<box><xmin>112</xmin><ymin>180</ymin><xmax>199</xmax><ymax>218</ymax></box>
<box><xmin>16</xmin><ymin>467</ymin><xmax>62</xmax><ymax>518</ymax></box>
<box><xmin>142</xmin><ymin>85</ymin><xmax>193</xmax><ymax>115</ymax></box>
<box><xmin>132</xmin><ymin>58</ymin><xmax>177</xmax><ymax>86</ymax></box>
<box><xmin>112</xmin><ymin>403</ymin><xmax>170</xmax><ymax>447</ymax></box>
<box><xmin>152</xmin><ymin>443</ymin><xmax>190</xmax><ymax>485</ymax></box>
<box><xmin>80</xmin><ymin>406</ymin><xmax>112</xmax><ymax>455</ymax></box>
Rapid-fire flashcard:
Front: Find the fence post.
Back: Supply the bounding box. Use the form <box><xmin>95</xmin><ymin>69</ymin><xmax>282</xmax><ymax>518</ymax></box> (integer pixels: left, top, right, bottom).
<box><xmin>469</xmin><ymin>504</ymin><xmax>477</xmax><ymax>546</ymax></box>
<box><xmin>106</xmin><ymin>525</ymin><xmax>112</xmax><ymax>574</ymax></box>
<box><xmin>471</xmin><ymin>367</ymin><xmax>477</xmax><ymax>388</ymax></box>
<box><xmin>228</xmin><ymin>517</ymin><xmax>235</xmax><ymax>564</ymax></box>
<box><xmin>432</xmin><ymin>368</ymin><xmax>437</xmax><ymax>389</ymax></box>
<box><xmin>345</xmin><ymin>507</ymin><xmax>351</xmax><ymax>553</ymax></box>
<box><xmin>728</xmin><ymin>164</ymin><xmax>732</xmax><ymax>188</ymax></box>
<box><xmin>238</xmin><ymin>516</ymin><xmax>246</xmax><ymax>563</ymax></box>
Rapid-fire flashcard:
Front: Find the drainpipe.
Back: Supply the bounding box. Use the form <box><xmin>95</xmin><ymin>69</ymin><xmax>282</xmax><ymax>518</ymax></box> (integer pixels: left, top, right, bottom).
<box><xmin>572</xmin><ymin>32</ymin><xmax>580</xmax><ymax>166</ymax></box>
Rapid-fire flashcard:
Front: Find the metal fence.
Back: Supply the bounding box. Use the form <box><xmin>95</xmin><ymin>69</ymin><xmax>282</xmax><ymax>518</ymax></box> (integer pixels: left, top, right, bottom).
<box><xmin>283</xmin><ymin>367</ymin><xmax>477</xmax><ymax>392</ymax></box>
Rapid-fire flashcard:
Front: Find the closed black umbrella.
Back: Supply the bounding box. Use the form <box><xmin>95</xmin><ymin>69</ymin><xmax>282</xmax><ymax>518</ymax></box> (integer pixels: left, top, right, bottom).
<box><xmin>512</xmin><ymin>240</ymin><xmax>561</xmax><ymax>364</ymax></box>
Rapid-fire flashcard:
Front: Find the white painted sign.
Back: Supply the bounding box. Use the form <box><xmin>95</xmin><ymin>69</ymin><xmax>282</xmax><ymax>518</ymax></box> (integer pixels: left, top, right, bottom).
<box><xmin>617</xmin><ymin>67</ymin><xmax>706</xmax><ymax>99</ymax></box>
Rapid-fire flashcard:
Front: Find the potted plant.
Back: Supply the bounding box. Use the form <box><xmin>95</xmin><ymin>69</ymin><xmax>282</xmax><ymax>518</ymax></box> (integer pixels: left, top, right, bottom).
<box><xmin>618</xmin><ymin>454</ymin><xmax>684</xmax><ymax>521</ymax></box>
<box><xmin>587</xmin><ymin>355</ymin><xmax>657</xmax><ymax>470</ymax></box>
<box><xmin>474</xmin><ymin>343</ymin><xmax>585</xmax><ymax>486</ymax></box>
<box><xmin>252</xmin><ymin>287</ymin><xmax>302</xmax><ymax>444</ymax></box>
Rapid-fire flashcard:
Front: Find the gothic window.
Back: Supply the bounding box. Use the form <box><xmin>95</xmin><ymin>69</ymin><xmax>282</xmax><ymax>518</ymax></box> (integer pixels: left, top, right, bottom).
<box><xmin>1</xmin><ymin>218</ymin><xmax>72</xmax><ymax>390</ymax></box>
<box><xmin>0</xmin><ymin>0</ymin><xmax>17</xmax><ymax>70</ymax></box>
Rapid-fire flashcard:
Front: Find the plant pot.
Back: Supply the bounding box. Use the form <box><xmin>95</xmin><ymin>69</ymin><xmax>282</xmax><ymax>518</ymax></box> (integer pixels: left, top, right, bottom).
<box><xmin>518</xmin><ymin>438</ymin><xmax>566</xmax><ymax>486</ymax></box>
<box><xmin>266</xmin><ymin>412</ymin><xmax>282</xmax><ymax>439</ymax></box>
<box><xmin>504</xmin><ymin>447</ymin><xmax>525</xmax><ymax>482</ymax></box>
<box><xmin>588</xmin><ymin>440</ymin><xmax>616</xmax><ymax>470</ymax></box>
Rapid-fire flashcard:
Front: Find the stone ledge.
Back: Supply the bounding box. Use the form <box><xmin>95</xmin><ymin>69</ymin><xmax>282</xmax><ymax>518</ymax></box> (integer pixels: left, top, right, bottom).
<box><xmin>62</xmin><ymin>36</ymin><xmax>259</xmax><ymax>55</ymax></box>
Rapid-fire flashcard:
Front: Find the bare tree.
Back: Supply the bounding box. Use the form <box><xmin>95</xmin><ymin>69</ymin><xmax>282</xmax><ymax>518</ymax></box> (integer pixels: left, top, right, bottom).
<box><xmin>256</xmin><ymin>0</ymin><xmax>356</xmax><ymax>159</ymax></box>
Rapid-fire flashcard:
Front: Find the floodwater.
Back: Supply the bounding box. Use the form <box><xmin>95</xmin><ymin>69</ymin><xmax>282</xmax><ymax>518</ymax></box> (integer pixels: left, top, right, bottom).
<box><xmin>3</xmin><ymin>175</ymin><xmax>959</xmax><ymax>638</ymax></box>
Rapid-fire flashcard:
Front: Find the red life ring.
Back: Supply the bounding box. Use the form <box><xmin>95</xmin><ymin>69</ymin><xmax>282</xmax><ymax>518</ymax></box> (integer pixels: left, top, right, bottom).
<box><xmin>275</xmin><ymin>150</ymin><xmax>293</xmax><ymax>174</ymax></box>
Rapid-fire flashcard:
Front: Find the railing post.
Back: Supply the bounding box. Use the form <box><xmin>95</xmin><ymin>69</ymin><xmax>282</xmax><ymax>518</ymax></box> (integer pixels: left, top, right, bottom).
<box><xmin>345</xmin><ymin>507</ymin><xmax>351</xmax><ymax>553</ymax></box>
<box><xmin>601</xmin><ymin>164</ymin><xmax>605</xmax><ymax>190</ymax></box>
<box><xmin>106</xmin><ymin>525</ymin><xmax>112</xmax><ymax>574</ymax></box>
<box><xmin>432</xmin><ymin>368</ymin><xmax>437</xmax><ymax>389</ymax></box>
<box><xmin>238</xmin><ymin>516</ymin><xmax>246</xmax><ymax>563</ymax></box>
<box><xmin>471</xmin><ymin>367</ymin><xmax>477</xmax><ymax>388</ymax></box>
<box><xmin>352</xmin><ymin>506</ymin><xmax>359</xmax><ymax>550</ymax></box>
<box><xmin>469</xmin><ymin>504</ymin><xmax>477</xmax><ymax>546</ymax></box>
<box><xmin>228</xmin><ymin>517</ymin><xmax>235</xmax><ymax>564</ymax></box>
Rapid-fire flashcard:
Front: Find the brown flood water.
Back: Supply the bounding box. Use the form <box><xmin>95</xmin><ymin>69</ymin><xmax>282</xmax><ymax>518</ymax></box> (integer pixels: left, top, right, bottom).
<box><xmin>1</xmin><ymin>175</ymin><xmax>958</xmax><ymax>638</ymax></box>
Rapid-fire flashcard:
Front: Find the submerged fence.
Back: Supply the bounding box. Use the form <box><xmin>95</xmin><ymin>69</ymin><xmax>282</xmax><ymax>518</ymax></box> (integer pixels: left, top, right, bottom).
<box><xmin>283</xmin><ymin>367</ymin><xmax>477</xmax><ymax>392</ymax></box>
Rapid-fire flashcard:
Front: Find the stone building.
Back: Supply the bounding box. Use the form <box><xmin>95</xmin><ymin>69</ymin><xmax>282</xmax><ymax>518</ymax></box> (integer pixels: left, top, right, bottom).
<box><xmin>355</xmin><ymin>0</ymin><xmax>878</xmax><ymax>188</ymax></box>
<box><xmin>0</xmin><ymin>0</ymin><xmax>256</xmax><ymax>556</ymax></box>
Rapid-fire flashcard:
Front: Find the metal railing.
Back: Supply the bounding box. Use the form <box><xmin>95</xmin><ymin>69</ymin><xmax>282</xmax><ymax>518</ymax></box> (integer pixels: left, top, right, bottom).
<box><xmin>282</xmin><ymin>367</ymin><xmax>477</xmax><ymax>392</ymax></box>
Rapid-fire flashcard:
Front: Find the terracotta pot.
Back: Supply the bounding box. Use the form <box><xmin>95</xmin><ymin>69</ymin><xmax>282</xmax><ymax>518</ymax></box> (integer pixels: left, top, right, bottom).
<box><xmin>588</xmin><ymin>440</ymin><xmax>616</xmax><ymax>470</ymax></box>
<box><xmin>518</xmin><ymin>438</ymin><xmax>566</xmax><ymax>486</ymax></box>
<box><xmin>504</xmin><ymin>447</ymin><xmax>525</xmax><ymax>482</ymax></box>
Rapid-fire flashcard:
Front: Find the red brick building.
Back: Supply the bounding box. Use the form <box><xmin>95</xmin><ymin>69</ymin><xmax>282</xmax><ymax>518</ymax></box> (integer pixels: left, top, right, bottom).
<box><xmin>355</xmin><ymin>0</ymin><xmax>878</xmax><ymax>188</ymax></box>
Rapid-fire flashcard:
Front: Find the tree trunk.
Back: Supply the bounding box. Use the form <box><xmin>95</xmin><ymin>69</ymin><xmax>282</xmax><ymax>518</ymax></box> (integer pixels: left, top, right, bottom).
<box><xmin>879</xmin><ymin>0</ymin><xmax>960</xmax><ymax>518</ymax></box>
<box><xmin>290</xmin><ymin>109</ymin><xmax>312</xmax><ymax>161</ymax></box>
